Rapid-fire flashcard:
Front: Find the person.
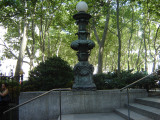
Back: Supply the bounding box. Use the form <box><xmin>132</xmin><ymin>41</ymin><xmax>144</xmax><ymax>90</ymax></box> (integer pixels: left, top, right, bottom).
<box><xmin>0</xmin><ymin>83</ymin><xmax>10</xmax><ymax>118</ymax></box>
<box><xmin>0</xmin><ymin>83</ymin><xmax>10</xmax><ymax>102</ymax></box>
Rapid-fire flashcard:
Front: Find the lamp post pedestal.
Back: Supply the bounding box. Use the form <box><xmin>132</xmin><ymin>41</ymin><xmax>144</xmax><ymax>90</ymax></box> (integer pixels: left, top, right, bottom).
<box><xmin>71</xmin><ymin>3</ymin><xmax>96</xmax><ymax>90</ymax></box>
<box><xmin>72</xmin><ymin>61</ymin><xmax>96</xmax><ymax>90</ymax></box>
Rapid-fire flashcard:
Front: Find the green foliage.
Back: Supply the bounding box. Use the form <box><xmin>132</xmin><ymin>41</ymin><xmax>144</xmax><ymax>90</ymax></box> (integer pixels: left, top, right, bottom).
<box><xmin>0</xmin><ymin>0</ymin><xmax>160</xmax><ymax>77</ymax></box>
<box><xmin>93</xmin><ymin>72</ymin><xmax>116</xmax><ymax>89</ymax></box>
<box><xmin>23</xmin><ymin>56</ymin><xmax>74</xmax><ymax>91</ymax></box>
<box><xmin>93</xmin><ymin>73</ymin><xmax>107</xmax><ymax>90</ymax></box>
<box><xmin>93</xmin><ymin>70</ymin><xmax>157</xmax><ymax>90</ymax></box>
<box><xmin>8</xmin><ymin>81</ymin><xmax>21</xmax><ymax>102</ymax></box>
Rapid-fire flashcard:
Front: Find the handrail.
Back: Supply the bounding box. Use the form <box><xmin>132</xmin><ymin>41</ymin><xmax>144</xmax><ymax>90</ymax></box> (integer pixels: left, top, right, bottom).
<box><xmin>3</xmin><ymin>88</ymin><xmax>71</xmax><ymax>114</ymax></box>
<box><xmin>120</xmin><ymin>69</ymin><xmax>159</xmax><ymax>91</ymax></box>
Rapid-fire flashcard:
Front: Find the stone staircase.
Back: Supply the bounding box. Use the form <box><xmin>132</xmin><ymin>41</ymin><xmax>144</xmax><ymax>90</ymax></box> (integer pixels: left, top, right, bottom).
<box><xmin>115</xmin><ymin>96</ymin><xmax>160</xmax><ymax>120</ymax></box>
<box><xmin>59</xmin><ymin>96</ymin><xmax>160</xmax><ymax>120</ymax></box>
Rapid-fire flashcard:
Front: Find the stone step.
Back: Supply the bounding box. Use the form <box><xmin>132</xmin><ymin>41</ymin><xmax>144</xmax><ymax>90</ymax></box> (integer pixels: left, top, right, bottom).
<box><xmin>135</xmin><ymin>97</ymin><xmax>160</xmax><ymax>109</ymax></box>
<box><xmin>58</xmin><ymin>113</ymin><xmax>125</xmax><ymax>120</ymax></box>
<box><xmin>115</xmin><ymin>108</ymin><xmax>153</xmax><ymax>120</ymax></box>
<box><xmin>129</xmin><ymin>103</ymin><xmax>160</xmax><ymax>120</ymax></box>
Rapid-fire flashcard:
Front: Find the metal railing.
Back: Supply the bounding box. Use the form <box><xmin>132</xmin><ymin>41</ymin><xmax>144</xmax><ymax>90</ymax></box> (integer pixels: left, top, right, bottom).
<box><xmin>120</xmin><ymin>69</ymin><xmax>159</xmax><ymax>120</ymax></box>
<box><xmin>3</xmin><ymin>88</ymin><xmax>71</xmax><ymax>120</ymax></box>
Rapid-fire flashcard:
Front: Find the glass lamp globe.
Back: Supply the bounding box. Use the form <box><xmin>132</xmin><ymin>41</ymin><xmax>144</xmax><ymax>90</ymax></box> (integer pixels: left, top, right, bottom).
<box><xmin>76</xmin><ymin>1</ymin><xmax>88</xmax><ymax>12</ymax></box>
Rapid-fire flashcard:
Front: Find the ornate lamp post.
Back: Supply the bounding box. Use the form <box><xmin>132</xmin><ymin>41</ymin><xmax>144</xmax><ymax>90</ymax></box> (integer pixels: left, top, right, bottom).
<box><xmin>71</xmin><ymin>1</ymin><xmax>96</xmax><ymax>90</ymax></box>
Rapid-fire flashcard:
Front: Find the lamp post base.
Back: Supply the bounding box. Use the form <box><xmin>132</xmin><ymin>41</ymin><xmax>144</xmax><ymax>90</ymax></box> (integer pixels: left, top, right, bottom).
<box><xmin>72</xmin><ymin>61</ymin><xmax>96</xmax><ymax>91</ymax></box>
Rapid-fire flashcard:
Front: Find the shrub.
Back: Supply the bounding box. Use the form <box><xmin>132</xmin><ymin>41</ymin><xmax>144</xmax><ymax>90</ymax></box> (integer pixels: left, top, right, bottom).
<box><xmin>93</xmin><ymin>70</ymin><xmax>157</xmax><ymax>90</ymax></box>
<box><xmin>93</xmin><ymin>73</ymin><xmax>117</xmax><ymax>89</ymax></box>
<box><xmin>23</xmin><ymin>56</ymin><xmax>74</xmax><ymax>91</ymax></box>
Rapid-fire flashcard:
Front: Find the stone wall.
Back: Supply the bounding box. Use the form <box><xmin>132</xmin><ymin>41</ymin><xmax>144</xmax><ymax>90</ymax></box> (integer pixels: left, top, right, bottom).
<box><xmin>19</xmin><ymin>89</ymin><xmax>148</xmax><ymax>120</ymax></box>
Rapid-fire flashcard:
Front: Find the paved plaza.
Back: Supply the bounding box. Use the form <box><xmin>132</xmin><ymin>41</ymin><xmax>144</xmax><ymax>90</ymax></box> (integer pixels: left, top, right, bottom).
<box><xmin>58</xmin><ymin>113</ymin><xmax>125</xmax><ymax>120</ymax></box>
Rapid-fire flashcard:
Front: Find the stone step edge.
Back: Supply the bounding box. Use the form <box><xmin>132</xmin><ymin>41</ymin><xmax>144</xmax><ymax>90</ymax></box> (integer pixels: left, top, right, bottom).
<box><xmin>135</xmin><ymin>97</ymin><xmax>160</xmax><ymax>109</ymax></box>
<box><xmin>115</xmin><ymin>108</ymin><xmax>153</xmax><ymax>120</ymax></box>
<box><xmin>129</xmin><ymin>103</ymin><xmax>160</xmax><ymax>120</ymax></box>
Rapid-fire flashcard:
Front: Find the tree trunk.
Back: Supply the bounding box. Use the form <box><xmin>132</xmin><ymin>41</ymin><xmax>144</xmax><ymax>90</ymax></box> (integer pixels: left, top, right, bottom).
<box><xmin>93</xmin><ymin>0</ymin><xmax>111</xmax><ymax>74</ymax></box>
<box><xmin>152</xmin><ymin>25</ymin><xmax>160</xmax><ymax>72</ymax></box>
<box><xmin>47</xmin><ymin>32</ymin><xmax>51</xmax><ymax>58</ymax></box>
<box><xmin>40</xmin><ymin>0</ymin><xmax>45</xmax><ymax>62</ymax></box>
<box><xmin>26</xmin><ymin>4</ymin><xmax>36</xmax><ymax>70</ymax></box>
<box><xmin>116</xmin><ymin>0</ymin><xmax>121</xmax><ymax>74</ymax></box>
<box><xmin>30</xmin><ymin>8</ymin><xmax>36</xmax><ymax>70</ymax></box>
<box><xmin>136</xmin><ymin>35</ymin><xmax>143</xmax><ymax>71</ymax></box>
<box><xmin>143</xmin><ymin>26</ymin><xmax>148</xmax><ymax>72</ymax></box>
<box><xmin>152</xmin><ymin>51</ymin><xmax>157</xmax><ymax>72</ymax></box>
<box><xmin>128</xmin><ymin>6</ymin><xmax>134</xmax><ymax>71</ymax></box>
<box><xmin>15</xmin><ymin>8</ymin><xmax>28</xmax><ymax>81</ymax></box>
<box><xmin>97</xmin><ymin>45</ymin><xmax>103</xmax><ymax>73</ymax></box>
<box><xmin>56</xmin><ymin>38</ymin><xmax>62</xmax><ymax>57</ymax></box>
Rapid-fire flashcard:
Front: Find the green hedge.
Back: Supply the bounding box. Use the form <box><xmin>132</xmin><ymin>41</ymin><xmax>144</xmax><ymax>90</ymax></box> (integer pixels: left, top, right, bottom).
<box><xmin>22</xmin><ymin>56</ymin><xmax>74</xmax><ymax>91</ymax></box>
<box><xmin>93</xmin><ymin>70</ymin><xmax>157</xmax><ymax>90</ymax></box>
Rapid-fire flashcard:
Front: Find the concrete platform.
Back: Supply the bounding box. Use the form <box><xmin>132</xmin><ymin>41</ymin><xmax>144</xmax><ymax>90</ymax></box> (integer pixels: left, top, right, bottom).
<box><xmin>19</xmin><ymin>89</ymin><xmax>147</xmax><ymax>120</ymax></box>
<box><xmin>58</xmin><ymin>113</ymin><xmax>125</xmax><ymax>120</ymax></box>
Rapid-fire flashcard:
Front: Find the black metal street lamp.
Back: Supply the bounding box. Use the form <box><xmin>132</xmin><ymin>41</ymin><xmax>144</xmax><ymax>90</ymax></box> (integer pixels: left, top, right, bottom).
<box><xmin>71</xmin><ymin>1</ymin><xmax>96</xmax><ymax>90</ymax></box>
<box><xmin>19</xmin><ymin>69</ymin><xmax>24</xmax><ymax>85</ymax></box>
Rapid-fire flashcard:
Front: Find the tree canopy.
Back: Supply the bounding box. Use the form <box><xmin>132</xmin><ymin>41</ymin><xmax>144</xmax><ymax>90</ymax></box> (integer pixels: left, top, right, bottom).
<box><xmin>0</xmin><ymin>0</ymin><xmax>160</xmax><ymax>78</ymax></box>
